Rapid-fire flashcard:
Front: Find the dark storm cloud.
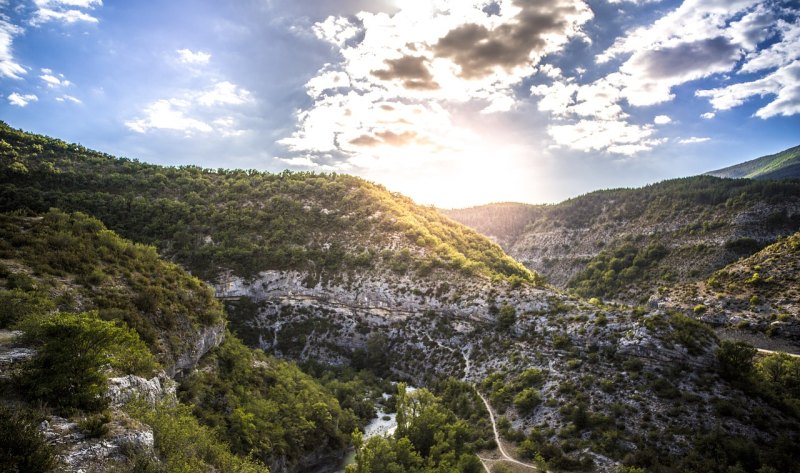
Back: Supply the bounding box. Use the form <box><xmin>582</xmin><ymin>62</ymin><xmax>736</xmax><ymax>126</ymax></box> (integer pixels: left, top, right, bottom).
<box><xmin>627</xmin><ymin>37</ymin><xmax>741</xmax><ymax>80</ymax></box>
<box><xmin>371</xmin><ymin>55</ymin><xmax>440</xmax><ymax>90</ymax></box>
<box><xmin>433</xmin><ymin>0</ymin><xmax>586</xmax><ymax>79</ymax></box>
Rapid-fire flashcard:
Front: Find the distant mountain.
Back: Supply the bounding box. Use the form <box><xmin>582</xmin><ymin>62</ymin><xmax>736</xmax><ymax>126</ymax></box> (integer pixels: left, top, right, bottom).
<box><xmin>447</xmin><ymin>176</ymin><xmax>800</xmax><ymax>304</ymax></box>
<box><xmin>706</xmin><ymin>144</ymin><xmax>800</xmax><ymax>180</ymax></box>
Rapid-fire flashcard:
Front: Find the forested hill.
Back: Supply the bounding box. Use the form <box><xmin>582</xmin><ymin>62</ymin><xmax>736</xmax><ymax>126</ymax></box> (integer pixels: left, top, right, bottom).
<box><xmin>707</xmin><ymin>144</ymin><xmax>800</xmax><ymax>180</ymax></box>
<box><xmin>443</xmin><ymin>202</ymin><xmax>544</xmax><ymax>248</ymax></box>
<box><xmin>0</xmin><ymin>122</ymin><xmax>534</xmax><ymax>285</ymax></box>
<box><xmin>448</xmin><ymin>175</ymin><xmax>800</xmax><ymax>303</ymax></box>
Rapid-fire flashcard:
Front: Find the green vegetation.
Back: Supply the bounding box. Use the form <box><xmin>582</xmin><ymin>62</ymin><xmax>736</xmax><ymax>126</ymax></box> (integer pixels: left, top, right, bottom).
<box><xmin>481</xmin><ymin>368</ymin><xmax>548</xmax><ymax>413</ymax></box>
<box><xmin>0</xmin><ymin>405</ymin><xmax>56</xmax><ymax>473</ymax></box>
<box><xmin>20</xmin><ymin>311</ymin><xmax>157</xmax><ymax>412</ymax></box>
<box><xmin>569</xmin><ymin>242</ymin><xmax>668</xmax><ymax>299</ymax></box>
<box><xmin>347</xmin><ymin>383</ymin><xmax>485</xmax><ymax>473</ymax></box>
<box><xmin>178</xmin><ymin>336</ymin><xmax>357</xmax><ymax>465</ymax></box>
<box><xmin>707</xmin><ymin>144</ymin><xmax>800</xmax><ymax>180</ymax></box>
<box><xmin>127</xmin><ymin>399</ymin><xmax>267</xmax><ymax>473</ymax></box>
<box><xmin>0</xmin><ymin>122</ymin><xmax>536</xmax><ymax>285</ymax></box>
<box><xmin>0</xmin><ymin>210</ymin><xmax>223</xmax><ymax>367</ymax></box>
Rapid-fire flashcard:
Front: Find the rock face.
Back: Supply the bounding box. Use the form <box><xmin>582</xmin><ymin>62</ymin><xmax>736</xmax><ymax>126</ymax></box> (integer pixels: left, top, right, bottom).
<box><xmin>40</xmin><ymin>415</ymin><xmax>156</xmax><ymax>472</ymax></box>
<box><xmin>170</xmin><ymin>322</ymin><xmax>226</xmax><ymax>377</ymax></box>
<box><xmin>106</xmin><ymin>375</ymin><xmax>176</xmax><ymax>407</ymax></box>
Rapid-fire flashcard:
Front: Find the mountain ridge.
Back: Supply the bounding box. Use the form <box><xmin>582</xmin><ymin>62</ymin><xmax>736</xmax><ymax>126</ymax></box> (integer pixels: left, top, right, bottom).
<box><xmin>706</xmin><ymin>144</ymin><xmax>800</xmax><ymax>180</ymax></box>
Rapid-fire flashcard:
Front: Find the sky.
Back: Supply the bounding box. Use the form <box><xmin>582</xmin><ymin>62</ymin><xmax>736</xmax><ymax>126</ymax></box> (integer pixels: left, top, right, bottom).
<box><xmin>1</xmin><ymin>0</ymin><xmax>799</xmax><ymax>208</ymax></box>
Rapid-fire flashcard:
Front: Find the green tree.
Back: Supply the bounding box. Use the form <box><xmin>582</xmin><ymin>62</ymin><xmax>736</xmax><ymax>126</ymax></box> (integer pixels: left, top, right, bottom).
<box><xmin>497</xmin><ymin>304</ymin><xmax>516</xmax><ymax>330</ymax></box>
<box><xmin>21</xmin><ymin>311</ymin><xmax>158</xmax><ymax>411</ymax></box>
<box><xmin>716</xmin><ymin>341</ymin><xmax>757</xmax><ymax>381</ymax></box>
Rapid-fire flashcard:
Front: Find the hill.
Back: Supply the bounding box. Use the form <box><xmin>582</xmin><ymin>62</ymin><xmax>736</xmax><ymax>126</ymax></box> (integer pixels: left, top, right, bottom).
<box><xmin>2</xmin><ymin>123</ymin><xmax>800</xmax><ymax>472</ymax></box>
<box><xmin>0</xmin><ymin>210</ymin><xmax>361</xmax><ymax>472</ymax></box>
<box><xmin>0</xmin><ymin>121</ymin><xmax>534</xmax><ymax>287</ymax></box>
<box><xmin>706</xmin><ymin>144</ymin><xmax>800</xmax><ymax>180</ymax></box>
<box><xmin>448</xmin><ymin>176</ymin><xmax>800</xmax><ymax>304</ymax></box>
<box><xmin>443</xmin><ymin>202</ymin><xmax>544</xmax><ymax>248</ymax></box>
<box><xmin>655</xmin><ymin>231</ymin><xmax>800</xmax><ymax>353</ymax></box>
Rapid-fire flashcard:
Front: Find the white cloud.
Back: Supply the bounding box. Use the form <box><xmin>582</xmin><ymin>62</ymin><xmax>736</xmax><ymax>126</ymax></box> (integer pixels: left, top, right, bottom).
<box><xmin>8</xmin><ymin>92</ymin><xmax>38</xmax><ymax>107</ymax></box>
<box><xmin>32</xmin><ymin>0</ymin><xmax>103</xmax><ymax>25</ymax></box>
<box><xmin>194</xmin><ymin>81</ymin><xmax>251</xmax><ymax>106</ymax></box>
<box><xmin>679</xmin><ymin>136</ymin><xmax>710</xmax><ymax>144</ymax></box>
<box><xmin>654</xmin><ymin>115</ymin><xmax>671</xmax><ymax>124</ymax></box>
<box><xmin>528</xmin><ymin>0</ymin><xmax>799</xmax><ymax>155</ymax></box>
<box><xmin>0</xmin><ymin>19</ymin><xmax>25</xmax><ymax>79</ymax></box>
<box><xmin>125</xmin><ymin>99</ymin><xmax>213</xmax><ymax>134</ymax></box>
<box><xmin>284</xmin><ymin>0</ymin><xmax>594</xmax><ymax>170</ymax></box>
<box><xmin>40</xmin><ymin>69</ymin><xmax>71</xmax><ymax>87</ymax></box>
<box><xmin>177</xmin><ymin>48</ymin><xmax>211</xmax><ymax>65</ymax></box>
<box><xmin>126</xmin><ymin>81</ymin><xmax>253</xmax><ymax>135</ymax></box>
<box><xmin>56</xmin><ymin>94</ymin><xmax>81</xmax><ymax>104</ymax></box>
<box><xmin>701</xmin><ymin>112</ymin><xmax>715</xmax><ymax>119</ymax></box>
<box><xmin>696</xmin><ymin>60</ymin><xmax>800</xmax><ymax>119</ymax></box>
<box><xmin>547</xmin><ymin>118</ymin><xmax>664</xmax><ymax>155</ymax></box>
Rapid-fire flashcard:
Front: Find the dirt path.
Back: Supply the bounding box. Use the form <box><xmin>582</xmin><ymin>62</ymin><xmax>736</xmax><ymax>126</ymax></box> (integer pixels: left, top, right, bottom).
<box><xmin>476</xmin><ymin>391</ymin><xmax>539</xmax><ymax>471</ymax></box>
<box><xmin>757</xmin><ymin>348</ymin><xmax>800</xmax><ymax>358</ymax></box>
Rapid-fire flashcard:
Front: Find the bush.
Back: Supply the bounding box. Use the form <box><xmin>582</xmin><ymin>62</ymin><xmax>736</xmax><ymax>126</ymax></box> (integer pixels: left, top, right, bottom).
<box><xmin>78</xmin><ymin>411</ymin><xmax>111</xmax><ymax>438</ymax></box>
<box><xmin>514</xmin><ymin>388</ymin><xmax>542</xmax><ymax>413</ymax></box>
<box><xmin>693</xmin><ymin>304</ymin><xmax>706</xmax><ymax>314</ymax></box>
<box><xmin>20</xmin><ymin>311</ymin><xmax>158</xmax><ymax>412</ymax></box>
<box><xmin>0</xmin><ymin>289</ymin><xmax>54</xmax><ymax>329</ymax></box>
<box><xmin>716</xmin><ymin>340</ymin><xmax>756</xmax><ymax>381</ymax></box>
<box><xmin>0</xmin><ymin>406</ymin><xmax>55</xmax><ymax>472</ymax></box>
<box><xmin>497</xmin><ymin>305</ymin><xmax>517</xmax><ymax>330</ymax></box>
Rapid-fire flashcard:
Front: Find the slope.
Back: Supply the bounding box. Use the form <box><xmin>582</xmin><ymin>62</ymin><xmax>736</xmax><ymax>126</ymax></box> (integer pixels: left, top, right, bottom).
<box><xmin>0</xmin><ymin>121</ymin><xmax>534</xmax><ymax>286</ymax></box>
<box><xmin>706</xmin><ymin>144</ymin><xmax>800</xmax><ymax>180</ymax></box>
<box><xmin>655</xmin><ymin>231</ymin><xmax>800</xmax><ymax>353</ymax></box>
<box><xmin>0</xmin><ymin>210</ymin><xmax>359</xmax><ymax>472</ymax></box>
<box><xmin>449</xmin><ymin>176</ymin><xmax>800</xmax><ymax>304</ymax></box>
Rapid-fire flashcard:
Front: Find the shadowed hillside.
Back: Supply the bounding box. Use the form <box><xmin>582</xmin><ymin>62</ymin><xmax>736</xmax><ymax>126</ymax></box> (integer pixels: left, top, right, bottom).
<box><xmin>707</xmin><ymin>144</ymin><xmax>800</xmax><ymax>180</ymax></box>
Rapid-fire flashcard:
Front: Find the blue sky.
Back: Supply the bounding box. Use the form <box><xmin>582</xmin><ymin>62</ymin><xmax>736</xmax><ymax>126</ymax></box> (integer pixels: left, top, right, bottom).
<box><xmin>1</xmin><ymin>0</ymin><xmax>798</xmax><ymax>207</ymax></box>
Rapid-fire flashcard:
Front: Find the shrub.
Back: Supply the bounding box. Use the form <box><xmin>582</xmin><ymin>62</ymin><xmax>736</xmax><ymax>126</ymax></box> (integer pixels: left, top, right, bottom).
<box><xmin>20</xmin><ymin>311</ymin><xmax>158</xmax><ymax>412</ymax></box>
<box><xmin>716</xmin><ymin>340</ymin><xmax>756</xmax><ymax>381</ymax></box>
<box><xmin>693</xmin><ymin>304</ymin><xmax>707</xmax><ymax>314</ymax></box>
<box><xmin>0</xmin><ymin>406</ymin><xmax>55</xmax><ymax>472</ymax></box>
<box><xmin>514</xmin><ymin>388</ymin><xmax>542</xmax><ymax>414</ymax></box>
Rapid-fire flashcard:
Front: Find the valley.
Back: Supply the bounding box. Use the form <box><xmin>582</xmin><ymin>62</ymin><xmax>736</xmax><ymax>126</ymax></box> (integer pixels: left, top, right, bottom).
<box><xmin>0</xmin><ymin>123</ymin><xmax>799</xmax><ymax>473</ymax></box>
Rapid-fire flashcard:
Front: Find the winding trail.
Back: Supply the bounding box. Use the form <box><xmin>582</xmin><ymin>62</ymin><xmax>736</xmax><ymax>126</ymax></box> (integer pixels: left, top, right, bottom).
<box><xmin>476</xmin><ymin>391</ymin><xmax>539</xmax><ymax>471</ymax></box>
<box><xmin>757</xmin><ymin>348</ymin><xmax>800</xmax><ymax>358</ymax></box>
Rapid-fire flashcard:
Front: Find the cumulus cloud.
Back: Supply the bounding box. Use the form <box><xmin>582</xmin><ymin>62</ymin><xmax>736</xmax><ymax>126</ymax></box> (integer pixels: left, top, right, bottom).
<box><xmin>177</xmin><ymin>48</ymin><xmax>211</xmax><ymax>65</ymax></box>
<box><xmin>548</xmin><ymin>119</ymin><xmax>664</xmax><ymax>156</ymax></box>
<box><xmin>8</xmin><ymin>92</ymin><xmax>38</xmax><ymax>107</ymax></box>
<box><xmin>697</xmin><ymin>61</ymin><xmax>800</xmax><ymax>118</ymax></box>
<box><xmin>371</xmin><ymin>55</ymin><xmax>439</xmax><ymax>90</ymax></box>
<box><xmin>282</xmin><ymin>0</ymin><xmax>594</xmax><ymax>170</ymax></box>
<box><xmin>433</xmin><ymin>0</ymin><xmax>592</xmax><ymax>79</ymax></box>
<box><xmin>653</xmin><ymin>115</ymin><xmax>671</xmax><ymax>124</ymax></box>
<box><xmin>40</xmin><ymin>68</ymin><xmax>72</xmax><ymax>87</ymax></box>
<box><xmin>55</xmin><ymin>94</ymin><xmax>82</xmax><ymax>104</ymax></box>
<box><xmin>32</xmin><ymin>0</ymin><xmax>103</xmax><ymax>25</ymax></box>
<box><xmin>529</xmin><ymin>0</ymin><xmax>799</xmax><ymax>155</ymax></box>
<box><xmin>0</xmin><ymin>19</ymin><xmax>24</xmax><ymax>79</ymax></box>
<box><xmin>696</xmin><ymin>17</ymin><xmax>800</xmax><ymax>119</ymax></box>
<box><xmin>126</xmin><ymin>81</ymin><xmax>253</xmax><ymax>135</ymax></box>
